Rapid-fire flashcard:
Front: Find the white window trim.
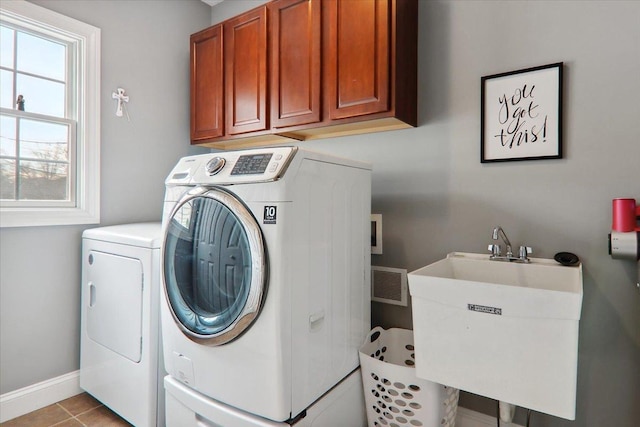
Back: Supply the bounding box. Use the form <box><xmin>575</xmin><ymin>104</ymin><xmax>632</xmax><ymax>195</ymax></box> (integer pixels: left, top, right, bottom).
<box><xmin>0</xmin><ymin>0</ymin><xmax>100</xmax><ymax>228</ymax></box>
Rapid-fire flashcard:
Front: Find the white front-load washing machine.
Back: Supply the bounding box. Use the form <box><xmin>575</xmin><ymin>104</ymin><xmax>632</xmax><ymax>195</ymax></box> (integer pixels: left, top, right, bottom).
<box><xmin>80</xmin><ymin>223</ymin><xmax>165</xmax><ymax>427</ymax></box>
<box><xmin>161</xmin><ymin>146</ymin><xmax>371</xmax><ymax>424</ymax></box>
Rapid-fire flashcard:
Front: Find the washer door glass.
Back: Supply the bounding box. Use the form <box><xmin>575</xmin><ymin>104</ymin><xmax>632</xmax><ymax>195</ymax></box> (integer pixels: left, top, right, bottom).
<box><xmin>163</xmin><ymin>187</ymin><xmax>266</xmax><ymax>345</ymax></box>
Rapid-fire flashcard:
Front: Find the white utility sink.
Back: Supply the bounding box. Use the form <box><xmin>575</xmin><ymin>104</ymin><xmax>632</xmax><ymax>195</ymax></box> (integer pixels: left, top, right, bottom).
<box><xmin>408</xmin><ymin>252</ymin><xmax>583</xmax><ymax>420</ymax></box>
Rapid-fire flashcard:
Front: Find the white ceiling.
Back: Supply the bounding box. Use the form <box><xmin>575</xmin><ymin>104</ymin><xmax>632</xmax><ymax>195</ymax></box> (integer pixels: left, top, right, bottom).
<box><xmin>201</xmin><ymin>0</ymin><xmax>224</xmax><ymax>6</ymax></box>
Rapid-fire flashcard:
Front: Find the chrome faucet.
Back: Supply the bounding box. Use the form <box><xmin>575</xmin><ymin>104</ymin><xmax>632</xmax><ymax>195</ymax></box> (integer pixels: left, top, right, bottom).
<box><xmin>488</xmin><ymin>226</ymin><xmax>532</xmax><ymax>263</ymax></box>
<box><xmin>492</xmin><ymin>226</ymin><xmax>513</xmax><ymax>258</ymax></box>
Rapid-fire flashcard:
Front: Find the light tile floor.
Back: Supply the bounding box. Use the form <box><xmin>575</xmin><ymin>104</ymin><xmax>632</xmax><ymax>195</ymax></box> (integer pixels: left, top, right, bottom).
<box><xmin>0</xmin><ymin>393</ymin><xmax>131</xmax><ymax>427</ymax></box>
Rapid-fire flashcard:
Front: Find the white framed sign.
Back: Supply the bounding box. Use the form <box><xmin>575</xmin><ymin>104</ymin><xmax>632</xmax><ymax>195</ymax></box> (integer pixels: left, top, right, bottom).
<box><xmin>481</xmin><ymin>62</ymin><xmax>563</xmax><ymax>163</ymax></box>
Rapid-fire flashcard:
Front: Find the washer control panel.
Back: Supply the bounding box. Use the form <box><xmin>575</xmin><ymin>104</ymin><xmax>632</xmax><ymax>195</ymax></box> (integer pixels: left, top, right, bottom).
<box><xmin>166</xmin><ymin>146</ymin><xmax>297</xmax><ymax>186</ymax></box>
<box><xmin>230</xmin><ymin>153</ymin><xmax>273</xmax><ymax>175</ymax></box>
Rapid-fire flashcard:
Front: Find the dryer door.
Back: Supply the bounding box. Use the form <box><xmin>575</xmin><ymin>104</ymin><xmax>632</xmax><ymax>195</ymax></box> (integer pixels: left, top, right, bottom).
<box><xmin>163</xmin><ymin>186</ymin><xmax>267</xmax><ymax>345</ymax></box>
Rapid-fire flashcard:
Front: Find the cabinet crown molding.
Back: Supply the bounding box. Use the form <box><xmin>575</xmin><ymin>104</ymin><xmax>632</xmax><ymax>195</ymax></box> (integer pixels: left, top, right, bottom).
<box><xmin>202</xmin><ymin>0</ymin><xmax>224</xmax><ymax>7</ymax></box>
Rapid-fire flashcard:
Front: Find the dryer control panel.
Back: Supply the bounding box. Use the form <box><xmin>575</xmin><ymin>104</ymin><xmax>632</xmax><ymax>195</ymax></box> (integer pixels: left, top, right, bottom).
<box><xmin>166</xmin><ymin>146</ymin><xmax>297</xmax><ymax>186</ymax></box>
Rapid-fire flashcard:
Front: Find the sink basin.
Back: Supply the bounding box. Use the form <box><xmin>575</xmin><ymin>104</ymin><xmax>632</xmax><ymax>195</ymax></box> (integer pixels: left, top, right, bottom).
<box><xmin>408</xmin><ymin>252</ymin><xmax>583</xmax><ymax>420</ymax></box>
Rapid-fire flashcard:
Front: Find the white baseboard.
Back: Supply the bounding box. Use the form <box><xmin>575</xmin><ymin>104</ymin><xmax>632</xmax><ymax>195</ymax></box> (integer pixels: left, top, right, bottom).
<box><xmin>456</xmin><ymin>407</ymin><xmax>524</xmax><ymax>427</ymax></box>
<box><xmin>0</xmin><ymin>370</ymin><xmax>83</xmax><ymax>423</ymax></box>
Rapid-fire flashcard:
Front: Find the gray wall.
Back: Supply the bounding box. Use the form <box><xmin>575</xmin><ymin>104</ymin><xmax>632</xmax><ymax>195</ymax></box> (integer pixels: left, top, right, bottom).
<box><xmin>1</xmin><ymin>1</ymin><xmax>638</xmax><ymax>427</ymax></box>
<box><xmin>0</xmin><ymin>0</ymin><xmax>209</xmax><ymax>394</ymax></box>
<box><xmin>210</xmin><ymin>1</ymin><xmax>640</xmax><ymax>426</ymax></box>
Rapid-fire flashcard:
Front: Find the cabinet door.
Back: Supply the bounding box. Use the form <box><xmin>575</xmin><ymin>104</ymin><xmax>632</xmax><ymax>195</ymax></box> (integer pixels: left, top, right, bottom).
<box><xmin>270</xmin><ymin>0</ymin><xmax>321</xmax><ymax>128</ymax></box>
<box><xmin>326</xmin><ymin>0</ymin><xmax>390</xmax><ymax>120</ymax></box>
<box><xmin>225</xmin><ymin>7</ymin><xmax>268</xmax><ymax>135</ymax></box>
<box><xmin>191</xmin><ymin>25</ymin><xmax>224</xmax><ymax>141</ymax></box>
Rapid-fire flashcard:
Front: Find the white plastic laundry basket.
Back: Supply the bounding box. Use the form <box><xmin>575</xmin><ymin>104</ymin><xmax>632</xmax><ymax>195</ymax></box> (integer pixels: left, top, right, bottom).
<box><xmin>359</xmin><ymin>327</ymin><xmax>459</xmax><ymax>427</ymax></box>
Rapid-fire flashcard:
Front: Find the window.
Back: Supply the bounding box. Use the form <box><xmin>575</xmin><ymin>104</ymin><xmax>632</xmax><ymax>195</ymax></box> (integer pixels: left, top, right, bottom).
<box><xmin>0</xmin><ymin>0</ymin><xmax>100</xmax><ymax>227</ymax></box>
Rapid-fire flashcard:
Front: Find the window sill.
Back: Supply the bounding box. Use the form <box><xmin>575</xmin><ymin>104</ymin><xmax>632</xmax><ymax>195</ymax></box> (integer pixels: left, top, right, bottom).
<box><xmin>0</xmin><ymin>206</ymin><xmax>99</xmax><ymax>228</ymax></box>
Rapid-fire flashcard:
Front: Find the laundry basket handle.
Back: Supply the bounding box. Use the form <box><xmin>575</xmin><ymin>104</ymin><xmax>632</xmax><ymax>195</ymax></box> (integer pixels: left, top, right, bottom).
<box><xmin>367</xmin><ymin>326</ymin><xmax>386</xmax><ymax>344</ymax></box>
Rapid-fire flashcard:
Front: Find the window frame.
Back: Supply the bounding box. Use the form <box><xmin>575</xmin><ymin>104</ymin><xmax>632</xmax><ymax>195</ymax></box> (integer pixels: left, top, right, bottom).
<box><xmin>1</xmin><ymin>109</ymin><xmax>78</xmax><ymax>207</ymax></box>
<box><xmin>0</xmin><ymin>0</ymin><xmax>100</xmax><ymax>228</ymax></box>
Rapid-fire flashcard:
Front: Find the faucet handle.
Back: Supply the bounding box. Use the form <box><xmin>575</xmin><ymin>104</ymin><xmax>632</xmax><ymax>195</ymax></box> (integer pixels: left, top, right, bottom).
<box><xmin>519</xmin><ymin>246</ymin><xmax>532</xmax><ymax>260</ymax></box>
<box><xmin>488</xmin><ymin>244</ymin><xmax>501</xmax><ymax>257</ymax></box>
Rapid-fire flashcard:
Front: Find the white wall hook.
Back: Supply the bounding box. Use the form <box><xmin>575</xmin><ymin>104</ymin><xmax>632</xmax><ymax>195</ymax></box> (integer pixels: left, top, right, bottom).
<box><xmin>111</xmin><ymin>87</ymin><xmax>130</xmax><ymax>120</ymax></box>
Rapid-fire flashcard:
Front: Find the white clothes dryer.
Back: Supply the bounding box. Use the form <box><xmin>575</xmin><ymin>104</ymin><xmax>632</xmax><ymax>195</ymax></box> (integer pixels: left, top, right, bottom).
<box><xmin>80</xmin><ymin>223</ymin><xmax>165</xmax><ymax>427</ymax></box>
<box><xmin>161</xmin><ymin>147</ymin><xmax>371</xmax><ymax>423</ymax></box>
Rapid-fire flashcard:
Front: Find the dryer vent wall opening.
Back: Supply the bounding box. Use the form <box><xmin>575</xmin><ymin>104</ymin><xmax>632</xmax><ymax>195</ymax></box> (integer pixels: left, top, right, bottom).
<box><xmin>371</xmin><ymin>266</ymin><xmax>408</xmax><ymax>306</ymax></box>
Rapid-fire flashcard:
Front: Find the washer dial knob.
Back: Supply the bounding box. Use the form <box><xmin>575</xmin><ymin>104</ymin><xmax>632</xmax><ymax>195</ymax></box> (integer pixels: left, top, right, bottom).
<box><xmin>205</xmin><ymin>157</ymin><xmax>226</xmax><ymax>175</ymax></box>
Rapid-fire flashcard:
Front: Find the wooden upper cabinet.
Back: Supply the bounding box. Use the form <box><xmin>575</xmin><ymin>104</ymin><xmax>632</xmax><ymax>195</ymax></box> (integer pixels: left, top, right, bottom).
<box><xmin>190</xmin><ymin>25</ymin><xmax>224</xmax><ymax>141</ymax></box>
<box><xmin>224</xmin><ymin>7</ymin><xmax>268</xmax><ymax>135</ymax></box>
<box><xmin>269</xmin><ymin>0</ymin><xmax>321</xmax><ymax>128</ymax></box>
<box><xmin>326</xmin><ymin>0</ymin><xmax>390</xmax><ymax>120</ymax></box>
<box><xmin>189</xmin><ymin>0</ymin><xmax>417</xmax><ymax>148</ymax></box>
